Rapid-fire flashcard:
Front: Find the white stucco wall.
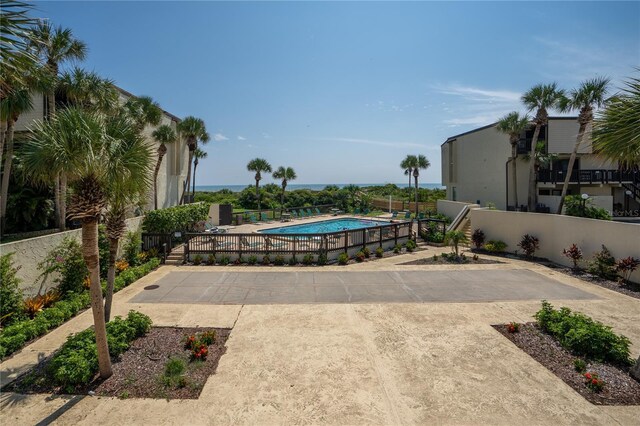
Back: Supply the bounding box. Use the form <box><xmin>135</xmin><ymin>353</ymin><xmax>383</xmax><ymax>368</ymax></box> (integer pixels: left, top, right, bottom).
<box><xmin>437</xmin><ymin>200</ymin><xmax>474</xmax><ymax>220</ymax></box>
<box><xmin>0</xmin><ymin>217</ymin><xmax>144</xmax><ymax>295</ymax></box>
<box><xmin>470</xmin><ymin>209</ymin><xmax>640</xmax><ymax>283</ymax></box>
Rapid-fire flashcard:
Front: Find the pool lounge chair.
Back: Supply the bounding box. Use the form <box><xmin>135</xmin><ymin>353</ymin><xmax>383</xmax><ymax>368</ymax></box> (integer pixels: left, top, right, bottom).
<box><xmin>390</xmin><ymin>210</ymin><xmax>398</xmax><ymax>219</ymax></box>
<box><xmin>248</xmin><ymin>213</ymin><xmax>258</xmax><ymax>223</ymax></box>
<box><xmin>418</xmin><ymin>212</ymin><xmax>425</xmax><ymax>220</ymax></box>
<box><xmin>260</xmin><ymin>212</ymin><xmax>271</xmax><ymax>222</ymax></box>
<box><xmin>305</xmin><ymin>208</ymin><xmax>314</xmax><ymax>217</ymax></box>
<box><xmin>363</xmin><ymin>208</ymin><xmax>370</xmax><ymax>215</ymax></box>
<box><xmin>403</xmin><ymin>211</ymin><xmax>411</xmax><ymax>219</ymax></box>
<box><xmin>265</xmin><ymin>237</ymin><xmax>289</xmax><ymax>250</ymax></box>
<box><xmin>314</xmin><ymin>207</ymin><xmax>322</xmax><ymax>215</ymax></box>
<box><xmin>297</xmin><ymin>209</ymin><xmax>307</xmax><ymax>218</ymax></box>
<box><xmin>290</xmin><ymin>210</ymin><xmax>298</xmax><ymax>219</ymax></box>
<box><xmin>353</xmin><ymin>208</ymin><xmax>361</xmax><ymax>215</ymax></box>
<box><xmin>210</xmin><ymin>237</ymin><xmax>234</xmax><ymax>250</ymax></box>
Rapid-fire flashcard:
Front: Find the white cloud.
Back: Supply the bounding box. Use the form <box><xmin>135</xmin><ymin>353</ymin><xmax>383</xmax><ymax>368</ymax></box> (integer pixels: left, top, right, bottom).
<box><xmin>213</xmin><ymin>133</ymin><xmax>228</xmax><ymax>142</ymax></box>
<box><xmin>432</xmin><ymin>84</ymin><xmax>521</xmax><ymax>103</ymax></box>
<box><xmin>262</xmin><ymin>132</ymin><xmax>271</xmax><ymax>139</ymax></box>
<box><xmin>319</xmin><ymin>137</ymin><xmax>425</xmax><ymax>149</ymax></box>
<box><xmin>237</xmin><ymin>136</ymin><xmax>246</xmax><ymax>141</ymax></box>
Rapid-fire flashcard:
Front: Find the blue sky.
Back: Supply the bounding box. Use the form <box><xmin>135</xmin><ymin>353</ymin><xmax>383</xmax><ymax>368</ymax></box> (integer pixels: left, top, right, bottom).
<box><xmin>34</xmin><ymin>1</ymin><xmax>639</xmax><ymax>186</ymax></box>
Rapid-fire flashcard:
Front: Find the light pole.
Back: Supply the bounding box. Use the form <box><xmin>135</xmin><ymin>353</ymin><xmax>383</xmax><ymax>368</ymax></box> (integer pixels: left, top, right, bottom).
<box><xmin>581</xmin><ymin>193</ymin><xmax>589</xmax><ymax>217</ymax></box>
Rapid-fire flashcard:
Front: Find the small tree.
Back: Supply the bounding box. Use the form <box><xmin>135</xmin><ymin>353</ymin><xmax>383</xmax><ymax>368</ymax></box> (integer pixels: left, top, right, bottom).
<box><xmin>471</xmin><ymin>229</ymin><xmax>485</xmax><ymax>249</ymax></box>
<box><xmin>562</xmin><ymin>244</ymin><xmax>583</xmax><ymax>270</ymax></box>
<box><xmin>518</xmin><ymin>234</ymin><xmax>540</xmax><ymax>258</ymax></box>
<box><xmin>444</xmin><ymin>230</ymin><xmax>468</xmax><ymax>258</ymax></box>
<box><xmin>616</xmin><ymin>257</ymin><xmax>640</xmax><ymax>284</ymax></box>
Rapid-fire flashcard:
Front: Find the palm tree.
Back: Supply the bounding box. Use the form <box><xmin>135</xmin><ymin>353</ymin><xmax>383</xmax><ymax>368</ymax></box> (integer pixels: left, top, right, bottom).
<box><xmin>30</xmin><ymin>21</ymin><xmax>87</xmax><ymax>231</ymax></box>
<box><xmin>192</xmin><ymin>147</ymin><xmax>207</xmax><ymax>197</ymax></box>
<box><xmin>177</xmin><ymin>116</ymin><xmax>209</xmax><ymax>204</ymax></box>
<box><xmin>57</xmin><ymin>67</ymin><xmax>118</xmax><ymax>113</ymax></box>
<box><xmin>521</xmin><ymin>83</ymin><xmax>565</xmax><ymax>211</ymax></box>
<box><xmin>556</xmin><ymin>77</ymin><xmax>610</xmax><ymax>214</ymax></box>
<box><xmin>247</xmin><ymin>158</ymin><xmax>272</xmax><ymax>212</ymax></box>
<box><xmin>400</xmin><ymin>155</ymin><xmax>416</xmax><ymax>202</ymax></box>
<box><xmin>103</xmin><ymin>114</ymin><xmax>153</xmax><ymax>322</ymax></box>
<box><xmin>496</xmin><ymin>112</ymin><xmax>530</xmax><ymax>208</ymax></box>
<box><xmin>0</xmin><ymin>0</ymin><xmax>39</xmax><ymax>96</ymax></box>
<box><xmin>272</xmin><ymin>166</ymin><xmax>297</xmax><ymax>214</ymax></box>
<box><xmin>22</xmin><ymin>108</ymin><xmax>149</xmax><ymax>379</ymax></box>
<box><xmin>593</xmin><ymin>74</ymin><xmax>640</xmax><ymax>167</ymax></box>
<box><xmin>123</xmin><ymin>95</ymin><xmax>162</xmax><ymax>132</ymax></box>
<box><xmin>410</xmin><ymin>155</ymin><xmax>430</xmax><ymax>215</ymax></box>
<box><xmin>151</xmin><ymin>124</ymin><xmax>177</xmax><ymax>210</ymax></box>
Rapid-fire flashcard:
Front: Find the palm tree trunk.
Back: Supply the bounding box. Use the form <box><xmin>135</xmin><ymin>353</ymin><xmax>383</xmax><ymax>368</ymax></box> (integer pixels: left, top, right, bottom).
<box><xmin>280</xmin><ymin>182</ymin><xmax>286</xmax><ymax>215</ymax></box>
<box><xmin>408</xmin><ymin>171</ymin><xmax>412</xmax><ymax>204</ymax></box>
<box><xmin>104</xmin><ymin>237</ymin><xmax>118</xmax><ymax>322</ymax></box>
<box><xmin>512</xmin><ymin>144</ymin><xmax>518</xmax><ymax>208</ymax></box>
<box><xmin>0</xmin><ymin>120</ymin><xmax>15</xmax><ymax>235</ymax></box>
<box><xmin>47</xmin><ymin>89</ymin><xmax>56</xmax><ymax>120</ymax></box>
<box><xmin>527</xmin><ymin>125</ymin><xmax>542</xmax><ymax>211</ymax></box>
<box><xmin>556</xmin><ymin>122</ymin><xmax>587</xmax><ymax>214</ymax></box>
<box><xmin>255</xmin><ymin>179</ymin><xmax>261</xmax><ymax>212</ymax></box>
<box><xmin>181</xmin><ymin>149</ymin><xmax>194</xmax><ymax>205</ymax></box>
<box><xmin>192</xmin><ymin>159</ymin><xmax>198</xmax><ymax>198</ymax></box>
<box><xmin>153</xmin><ymin>148</ymin><xmax>166</xmax><ymax>210</ymax></box>
<box><xmin>81</xmin><ymin>219</ymin><xmax>112</xmax><ymax>379</ymax></box>
<box><xmin>59</xmin><ymin>174</ymin><xmax>67</xmax><ymax>231</ymax></box>
<box><xmin>414</xmin><ymin>174</ymin><xmax>419</xmax><ymax>216</ymax></box>
<box><xmin>54</xmin><ymin>176</ymin><xmax>61</xmax><ymax>229</ymax></box>
<box><xmin>0</xmin><ymin>120</ymin><xmax>7</xmax><ymax>161</ymax></box>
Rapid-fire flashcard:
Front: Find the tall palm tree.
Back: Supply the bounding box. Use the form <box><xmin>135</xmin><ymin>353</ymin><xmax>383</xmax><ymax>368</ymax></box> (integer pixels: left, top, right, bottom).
<box><xmin>400</xmin><ymin>155</ymin><xmax>416</xmax><ymax>202</ymax></box>
<box><xmin>272</xmin><ymin>166</ymin><xmax>297</xmax><ymax>214</ymax></box>
<box><xmin>247</xmin><ymin>158</ymin><xmax>272</xmax><ymax>212</ymax></box>
<box><xmin>496</xmin><ymin>112</ymin><xmax>530</xmax><ymax>208</ymax></box>
<box><xmin>593</xmin><ymin>74</ymin><xmax>640</xmax><ymax>167</ymax></box>
<box><xmin>410</xmin><ymin>155</ymin><xmax>430</xmax><ymax>215</ymax></box>
<box><xmin>556</xmin><ymin>77</ymin><xmax>610</xmax><ymax>214</ymax></box>
<box><xmin>0</xmin><ymin>0</ymin><xmax>39</xmax><ymax>96</ymax></box>
<box><xmin>192</xmin><ymin>147</ymin><xmax>207</xmax><ymax>197</ymax></box>
<box><xmin>30</xmin><ymin>21</ymin><xmax>87</xmax><ymax>231</ymax></box>
<box><xmin>57</xmin><ymin>67</ymin><xmax>118</xmax><ymax>113</ymax></box>
<box><xmin>521</xmin><ymin>83</ymin><xmax>565</xmax><ymax>211</ymax></box>
<box><xmin>103</xmin><ymin>114</ymin><xmax>153</xmax><ymax>322</ymax></box>
<box><xmin>151</xmin><ymin>124</ymin><xmax>177</xmax><ymax>210</ymax></box>
<box><xmin>177</xmin><ymin>116</ymin><xmax>209</xmax><ymax>204</ymax></box>
<box><xmin>123</xmin><ymin>95</ymin><xmax>162</xmax><ymax>132</ymax></box>
<box><xmin>22</xmin><ymin>108</ymin><xmax>149</xmax><ymax>379</ymax></box>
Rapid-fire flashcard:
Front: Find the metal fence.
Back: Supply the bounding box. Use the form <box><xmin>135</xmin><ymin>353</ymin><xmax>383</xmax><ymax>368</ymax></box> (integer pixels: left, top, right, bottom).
<box><xmin>185</xmin><ymin>220</ymin><xmax>412</xmax><ymax>261</ymax></box>
<box><xmin>417</xmin><ymin>218</ymin><xmax>447</xmax><ymax>243</ymax></box>
<box><xmin>141</xmin><ymin>233</ymin><xmax>174</xmax><ymax>263</ymax></box>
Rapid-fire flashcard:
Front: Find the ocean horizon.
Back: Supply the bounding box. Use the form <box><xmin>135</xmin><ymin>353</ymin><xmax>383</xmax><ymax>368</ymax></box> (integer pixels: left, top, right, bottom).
<box><xmin>196</xmin><ymin>183</ymin><xmax>444</xmax><ymax>193</ymax></box>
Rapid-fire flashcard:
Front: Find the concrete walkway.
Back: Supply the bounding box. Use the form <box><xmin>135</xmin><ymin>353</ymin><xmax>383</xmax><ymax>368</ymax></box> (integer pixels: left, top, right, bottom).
<box><xmin>131</xmin><ymin>270</ymin><xmax>597</xmax><ymax>305</ymax></box>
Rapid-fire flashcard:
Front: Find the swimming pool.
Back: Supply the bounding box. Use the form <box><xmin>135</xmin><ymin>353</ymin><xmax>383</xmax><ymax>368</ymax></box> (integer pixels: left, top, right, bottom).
<box><xmin>259</xmin><ymin>218</ymin><xmax>390</xmax><ymax>235</ymax></box>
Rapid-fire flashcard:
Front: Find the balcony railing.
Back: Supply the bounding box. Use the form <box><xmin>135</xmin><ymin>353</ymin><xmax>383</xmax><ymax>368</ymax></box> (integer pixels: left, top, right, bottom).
<box><xmin>537</xmin><ymin>169</ymin><xmax>638</xmax><ymax>185</ymax></box>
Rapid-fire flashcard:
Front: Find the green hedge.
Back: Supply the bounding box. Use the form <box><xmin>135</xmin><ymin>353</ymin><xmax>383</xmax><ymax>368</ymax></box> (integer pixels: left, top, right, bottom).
<box><xmin>535</xmin><ymin>301</ymin><xmax>632</xmax><ymax>366</ymax></box>
<box><xmin>142</xmin><ymin>203</ymin><xmax>209</xmax><ymax>234</ymax></box>
<box><xmin>0</xmin><ymin>258</ymin><xmax>160</xmax><ymax>359</ymax></box>
<box><xmin>48</xmin><ymin>310</ymin><xmax>152</xmax><ymax>388</ymax></box>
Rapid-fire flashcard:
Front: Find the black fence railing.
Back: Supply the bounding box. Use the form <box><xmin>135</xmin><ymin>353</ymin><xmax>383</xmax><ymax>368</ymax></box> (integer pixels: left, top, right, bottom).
<box><xmin>184</xmin><ymin>220</ymin><xmax>412</xmax><ymax>261</ymax></box>
<box><xmin>417</xmin><ymin>218</ymin><xmax>447</xmax><ymax>243</ymax></box>
<box><xmin>537</xmin><ymin>169</ymin><xmax>638</xmax><ymax>185</ymax></box>
<box><xmin>141</xmin><ymin>233</ymin><xmax>173</xmax><ymax>263</ymax></box>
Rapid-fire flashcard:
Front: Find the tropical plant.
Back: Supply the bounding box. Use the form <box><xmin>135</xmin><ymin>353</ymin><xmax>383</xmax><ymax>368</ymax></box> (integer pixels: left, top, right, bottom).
<box><xmin>444</xmin><ymin>230</ymin><xmax>468</xmax><ymax>257</ymax></box>
<box><xmin>151</xmin><ymin>124</ymin><xmax>177</xmax><ymax>209</ymax></box>
<box><xmin>30</xmin><ymin>20</ymin><xmax>87</xmax><ymax>231</ymax></box>
<box><xmin>21</xmin><ymin>108</ymin><xmax>151</xmax><ymax>379</ymax></box>
<box><xmin>247</xmin><ymin>158</ymin><xmax>272</xmax><ymax>212</ymax></box>
<box><xmin>562</xmin><ymin>244</ymin><xmax>583</xmax><ymax>270</ymax></box>
<box><xmin>0</xmin><ymin>252</ymin><xmax>23</xmax><ymax>325</ymax></box>
<box><xmin>37</xmin><ymin>236</ymin><xmax>88</xmax><ymax>295</ymax></box>
<box><xmin>616</xmin><ymin>256</ymin><xmax>639</xmax><ymax>283</ymax></box>
<box><xmin>587</xmin><ymin>245</ymin><xmax>617</xmax><ymax>280</ymax></box>
<box><xmin>400</xmin><ymin>155</ymin><xmax>415</xmax><ymax>201</ymax></box>
<box><xmin>496</xmin><ymin>112</ymin><xmax>530</xmax><ymax>207</ymax></box>
<box><xmin>403</xmin><ymin>154</ymin><xmax>430</xmax><ymax>215</ymax></box>
<box><xmin>192</xmin><ymin>147</ymin><xmax>207</xmax><ymax>196</ymax></box>
<box><xmin>556</xmin><ymin>78</ymin><xmax>610</xmax><ymax>214</ymax></box>
<box><xmin>177</xmin><ymin>116</ymin><xmax>209</xmax><ymax>204</ymax></box>
<box><xmin>122</xmin><ymin>95</ymin><xmax>162</xmax><ymax>132</ymax></box>
<box><xmin>564</xmin><ymin>195</ymin><xmax>611</xmax><ymax>220</ymax></box>
<box><xmin>471</xmin><ymin>229</ymin><xmax>485</xmax><ymax>249</ymax></box>
<box><xmin>272</xmin><ymin>166</ymin><xmax>297</xmax><ymax>214</ymax></box>
<box><xmin>57</xmin><ymin>67</ymin><xmax>118</xmax><ymax>113</ymax></box>
<box><xmin>517</xmin><ymin>234</ymin><xmax>539</xmax><ymax>258</ymax></box>
<box><xmin>593</xmin><ymin>72</ymin><xmax>640</xmax><ymax>167</ymax></box>
<box><xmin>521</xmin><ymin>83</ymin><xmax>565</xmax><ymax>211</ymax></box>
<box><xmin>0</xmin><ymin>0</ymin><xmax>38</xmax><ymax>91</ymax></box>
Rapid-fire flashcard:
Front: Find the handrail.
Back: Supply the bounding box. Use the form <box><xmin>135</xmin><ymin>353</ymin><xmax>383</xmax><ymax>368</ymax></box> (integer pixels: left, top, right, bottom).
<box><xmin>447</xmin><ymin>205</ymin><xmax>470</xmax><ymax>232</ymax></box>
<box><xmin>537</xmin><ymin>169</ymin><xmax>638</xmax><ymax>184</ymax></box>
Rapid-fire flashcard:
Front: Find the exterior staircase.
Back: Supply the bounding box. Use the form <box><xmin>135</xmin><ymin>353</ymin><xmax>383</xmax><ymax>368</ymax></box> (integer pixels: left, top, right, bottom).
<box><xmin>165</xmin><ymin>244</ymin><xmax>184</xmax><ymax>266</ymax></box>
<box><xmin>622</xmin><ymin>182</ymin><xmax>640</xmax><ymax>204</ymax></box>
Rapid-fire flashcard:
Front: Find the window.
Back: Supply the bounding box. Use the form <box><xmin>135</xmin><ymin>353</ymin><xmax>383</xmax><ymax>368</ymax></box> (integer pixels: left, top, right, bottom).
<box><xmin>517</xmin><ymin>126</ymin><xmax>547</xmax><ymax>155</ymax></box>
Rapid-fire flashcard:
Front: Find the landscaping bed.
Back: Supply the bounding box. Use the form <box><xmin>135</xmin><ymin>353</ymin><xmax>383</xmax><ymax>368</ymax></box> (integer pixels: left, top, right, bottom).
<box><xmin>6</xmin><ymin>325</ymin><xmax>230</xmax><ymax>400</ymax></box>
<box><xmin>401</xmin><ymin>252</ymin><xmax>502</xmax><ymax>265</ymax></box>
<box><xmin>543</xmin><ymin>263</ymin><xmax>640</xmax><ymax>299</ymax></box>
<box><xmin>494</xmin><ymin>322</ymin><xmax>640</xmax><ymax>405</ymax></box>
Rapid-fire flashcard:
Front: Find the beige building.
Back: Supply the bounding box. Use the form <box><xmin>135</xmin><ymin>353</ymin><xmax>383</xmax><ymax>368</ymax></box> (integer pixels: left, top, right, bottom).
<box><xmin>441</xmin><ymin>117</ymin><xmax>639</xmax><ymax>216</ymax></box>
<box><xmin>14</xmin><ymin>88</ymin><xmax>190</xmax><ymax>210</ymax></box>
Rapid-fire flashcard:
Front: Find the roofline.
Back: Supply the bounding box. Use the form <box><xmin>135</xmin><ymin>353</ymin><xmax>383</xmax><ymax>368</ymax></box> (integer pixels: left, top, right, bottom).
<box><xmin>115</xmin><ymin>86</ymin><xmax>182</xmax><ymax>123</ymax></box>
<box><xmin>441</xmin><ymin>116</ymin><xmax>578</xmax><ymax>146</ymax></box>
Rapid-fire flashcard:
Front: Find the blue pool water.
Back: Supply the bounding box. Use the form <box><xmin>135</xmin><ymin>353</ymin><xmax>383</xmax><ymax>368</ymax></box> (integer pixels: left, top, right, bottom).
<box><xmin>259</xmin><ymin>218</ymin><xmax>389</xmax><ymax>235</ymax></box>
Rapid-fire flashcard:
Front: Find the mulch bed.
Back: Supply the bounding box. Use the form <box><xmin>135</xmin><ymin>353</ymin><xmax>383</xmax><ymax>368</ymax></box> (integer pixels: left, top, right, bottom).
<box><xmin>494</xmin><ymin>323</ymin><xmax>640</xmax><ymax>405</ymax></box>
<box><xmin>401</xmin><ymin>253</ymin><xmax>502</xmax><ymax>266</ymax></box>
<box><xmin>6</xmin><ymin>327</ymin><xmax>230</xmax><ymax>400</ymax></box>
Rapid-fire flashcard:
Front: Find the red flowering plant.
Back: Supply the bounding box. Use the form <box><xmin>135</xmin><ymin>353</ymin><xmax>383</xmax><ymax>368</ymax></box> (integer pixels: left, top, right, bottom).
<box><xmin>583</xmin><ymin>372</ymin><xmax>605</xmax><ymax>392</ymax></box>
<box><xmin>183</xmin><ymin>331</ymin><xmax>216</xmax><ymax>361</ymax></box>
<box><xmin>507</xmin><ymin>322</ymin><xmax>520</xmax><ymax>333</ymax></box>
<box><xmin>191</xmin><ymin>343</ymin><xmax>209</xmax><ymax>361</ymax></box>
<box><xmin>184</xmin><ymin>335</ymin><xmax>197</xmax><ymax>350</ymax></box>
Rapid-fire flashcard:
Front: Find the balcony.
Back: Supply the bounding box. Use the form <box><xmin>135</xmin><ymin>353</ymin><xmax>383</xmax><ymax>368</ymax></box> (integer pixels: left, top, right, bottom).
<box><xmin>536</xmin><ymin>169</ymin><xmax>638</xmax><ymax>185</ymax></box>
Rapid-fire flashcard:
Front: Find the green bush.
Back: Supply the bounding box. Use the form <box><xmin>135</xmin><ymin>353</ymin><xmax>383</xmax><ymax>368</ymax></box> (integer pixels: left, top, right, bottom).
<box><xmin>247</xmin><ymin>255</ymin><xmax>257</xmax><ymax>265</ymax></box>
<box><xmin>38</xmin><ymin>237</ymin><xmax>88</xmax><ymax>295</ymax></box>
<box><xmin>484</xmin><ymin>240</ymin><xmax>507</xmax><ymax>253</ymax></box>
<box><xmin>337</xmin><ymin>253</ymin><xmax>349</xmax><ymax>265</ymax></box>
<box><xmin>355</xmin><ymin>251</ymin><xmax>365</xmax><ymax>262</ymax></box>
<box><xmin>262</xmin><ymin>255</ymin><xmax>271</xmax><ymax>265</ymax></box>
<box><xmin>362</xmin><ymin>247</ymin><xmax>371</xmax><ymax>258</ymax></box>
<box><xmin>192</xmin><ymin>254</ymin><xmax>203</xmax><ymax>265</ymax></box>
<box><xmin>207</xmin><ymin>254</ymin><xmax>216</xmax><ymax>265</ymax></box>
<box><xmin>123</xmin><ymin>231</ymin><xmax>143</xmax><ymax>266</ymax></box>
<box><xmin>219</xmin><ymin>256</ymin><xmax>230</xmax><ymax>266</ymax></box>
<box><xmin>0</xmin><ymin>253</ymin><xmax>24</xmax><ymax>326</ymax></box>
<box><xmin>375</xmin><ymin>247</ymin><xmax>384</xmax><ymax>258</ymax></box>
<box><xmin>274</xmin><ymin>255</ymin><xmax>285</xmax><ymax>266</ymax></box>
<box><xmin>518</xmin><ymin>234</ymin><xmax>540</xmax><ymax>258</ymax></box>
<box><xmin>142</xmin><ymin>203</ymin><xmax>209</xmax><ymax>234</ymax></box>
<box><xmin>302</xmin><ymin>254</ymin><xmax>314</xmax><ymax>265</ymax></box>
<box><xmin>564</xmin><ymin>195</ymin><xmax>611</xmax><ymax>220</ymax></box>
<box><xmin>393</xmin><ymin>244</ymin><xmax>402</xmax><ymax>254</ymax></box>
<box><xmin>535</xmin><ymin>301</ymin><xmax>631</xmax><ymax>365</ymax></box>
<box><xmin>587</xmin><ymin>245</ymin><xmax>617</xmax><ymax>280</ymax></box>
<box><xmin>317</xmin><ymin>254</ymin><xmax>327</xmax><ymax>265</ymax></box>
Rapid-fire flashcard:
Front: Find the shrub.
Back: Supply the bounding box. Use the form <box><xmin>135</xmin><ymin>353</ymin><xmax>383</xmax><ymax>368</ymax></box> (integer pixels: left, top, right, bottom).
<box><xmin>573</xmin><ymin>358</ymin><xmax>587</xmax><ymax>373</ymax></box>
<box><xmin>518</xmin><ymin>234</ymin><xmax>539</xmax><ymax>258</ymax></box>
<box><xmin>375</xmin><ymin>247</ymin><xmax>384</xmax><ymax>258</ymax></box>
<box><xmin>355</xmin><ymin>251</ymin><xmax>365</xmax><ymax>262</ymax></box>
<box><xmin>207</xmin><ymin>254</ymin><xmax>216</xmax><ymax>265</ymax></box>
<box><xmin>393</xmin><ymin>244</ymin><xmax>402</xmax><ymax>254</ymax></box>
<box><xmin>287</xmin><ymin>256</ymin><xmax>298</xmax><ymax>266</ymax></box>
<box><xmin>0</xmin><ymin>253</ymin><xmax>24</xmax><ymax>326</ymax></box>
<box><xmin>534</xmin><ymin>301</ymin><xmax>631</xmax><ymax>365</ymax></box>
<box><xmin>428</xmin><ymin>231</ymin><xmax>444</xmax><ymax>243</ymax></box>
<box><xmin>337</xmin><ymin>253</ymin><xmax>349</xmax><ymax>265</ymax></box>
<box><xmin>234</xmin><ymin>256</ymin><xmax>245</xmax><ymax>265</ymax></box>
<box><xmin>405</xmin><ymin>239</ymin><xmax>417</xmax><ymax>252</ymax></box>
<box><xmin>587</xmin><ymin>245</ymin><xmax>617</xmax><ymax>280</ymax></box>
<box><xmin>584</xmin><ymin>372</ymin><xmax>605</xmax><ymax>392</ymax></box>
<box><xmin>362</xmin><ymin>247</ymin><xmax>371</xmax><ymax>258</ymax></box>
<box><xmin>200</xmin><ymin>330</ymin><xmax>216</xmax><ymax>345</ymax></box>
<box><xmin>564</xmin><ymin>195</ymin><xmax>611</xmax><ymax>220</ymax></box>
<box><xmin>123</xmin><ymin>231</ymin><xmax>143</xmax><ymax>266</ymax></box>
<box><xmin>38</xmin><ymin>237</ymin><xmax>88</xmax><ymax>295</ymax></box>
<box><xmin>262</xmin><ymin>255</ymin><xmax>271</xmax><ymax>265</ymax></box>
<box><xmin>115</xmin><ymin>259</ymin><xmax>129</xmax><ymax>273</ymax></box>
<box><xmin>317</xmin><ymin>254</ymin><xmax>327</xmax><ymax>265</ymax></box>
<box><xmin>616</xmin><ymin>256</ymin><xmax>639</xmax><ymax>283</ymax></box>
<box><xmin>562</xmin><ymin>244</ymin><xmax>583</xmax><ymax>270</ymax></box>
<box><xmin>219</xmin><ymin>256</ymin><xmax>230</xmax><ymax>266</ymax></box>
<box><xmin>484</xmin><ymin>240</ymin><xmax>507</xmax><ymax>253</ymax></box>
<box><xmin>142</xmin><ymin>202</ymin><xmax>209</xmax><ymax>234</ymax></box>
<box><xmin>247</xmin><ymin>255</ymin><xmax>257</xmax><ymax>265</ymax></box>
<box><xmin>273</xmin><ymin>255</ymin><xmax>285</xmax><ymax>266</ymax></box>
<box><xmin>444</xmin><ymin>230</ymin><xmax>468</xmax><ymax>257</ymax></box>
<box><xmin>471</xmin><ymin>229</ymin><xmax>485</xmax><ymax>249</ymax></box>
<box><xmin>302</xmin><ymin>254</ymin><xmax>314</xmax><ymax>265</ymax></box>
<box><xmin>193</xmin><ymin>254</ymin><xmax>203</xmax><ymax>265</ymax></box>
<box><xmin>163</xmin><ymin>357</ymin><xmax>186</xmax><ymax>388</ymax></box>
<box><xmin>507</xmin><ymin>322</ymin><xmax>520</xmax><ymax>333</ymax></box>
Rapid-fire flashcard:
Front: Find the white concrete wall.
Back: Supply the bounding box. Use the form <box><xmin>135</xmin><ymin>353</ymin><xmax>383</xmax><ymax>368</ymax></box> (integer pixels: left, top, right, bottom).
<box><xmin>548</xmin><ymin>119</ymin><xmax>592</xmax><ymax>154</ymax></box>
<box><xmin>14</xmin><ymin>93</ymin><xmax>45</xmax><ymax>132</ymax></box>
<box><xmin>437</xmin><ymin>200</ymin><xmax>474</xmax><ymax>220</ymax></box>
<box><xmin>470</xmin><ymin>209</ymin><xmax>640</xmax><ymax>283</ymax></box>
<box><xmin>0</xmin><ymin>217</ymin><xmax>144</xmax><ymax>295</ymax></box>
